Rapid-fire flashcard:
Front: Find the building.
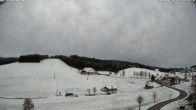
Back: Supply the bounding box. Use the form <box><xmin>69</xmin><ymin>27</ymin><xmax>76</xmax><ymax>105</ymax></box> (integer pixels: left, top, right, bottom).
<box><xmin>98</xmin><ymin>71</ymin><xmax>111</xmax><ymax>76</ymax></box>
<box><xmin>100</xmin><ymin>86</ymin><xmax>118</xmax><ymax>94</ymax></box>
<box><xmin>81</xmin><ymin>67</ymin><xmax>98</xmax><ymax>75</ymax></box>
<box><xmin>191</xmin><ymin>66</ymin><xmax>196</xmax><ymax>72</ymax></box>
<box><xmin>144</xmin><ymin>81</ymin><xmax>154</xmax><ymax>89</ymax></box>
<box><xmin>155</xmin><ymin>68</ymin><xmax>159</xmax><ymax>72</ymax></box>
<box><xmin>160</xmin><ymin>79</ymin><xmax>171</xmax><ymax>86</ymax></box>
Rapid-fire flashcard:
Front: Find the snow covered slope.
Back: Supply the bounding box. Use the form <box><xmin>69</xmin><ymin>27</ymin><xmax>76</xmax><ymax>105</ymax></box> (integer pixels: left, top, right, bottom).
<box><xmin>0</xmin><ymin>59</ymin><xmax>179</xmax><ymax>110</ymax></box>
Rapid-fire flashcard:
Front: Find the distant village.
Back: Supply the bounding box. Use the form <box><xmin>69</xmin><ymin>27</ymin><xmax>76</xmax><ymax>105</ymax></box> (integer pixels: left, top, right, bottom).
<box><xmin>80</xmin><ymin>66</ymin><xmax>196</xmax><ymax>92</ymax></box>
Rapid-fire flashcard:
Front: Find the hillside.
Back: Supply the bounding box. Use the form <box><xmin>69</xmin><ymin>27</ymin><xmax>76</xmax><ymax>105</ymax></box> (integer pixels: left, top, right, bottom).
<box><xmin>52</xmin><ymin>55</ymin><xmax>180</xmax><ymax>73</ymax></box>
<box><xmin>0</xmin><ymin>59</ymin><xmax>180</xmax><ymax>110</ymax></box>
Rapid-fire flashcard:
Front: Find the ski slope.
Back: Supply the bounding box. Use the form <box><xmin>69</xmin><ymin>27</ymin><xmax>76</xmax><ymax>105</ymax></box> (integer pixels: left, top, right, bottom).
<box><xmin>0</xmin><ymin>59</ymin><xmax>180</xmax><ymax>110</ymax></box>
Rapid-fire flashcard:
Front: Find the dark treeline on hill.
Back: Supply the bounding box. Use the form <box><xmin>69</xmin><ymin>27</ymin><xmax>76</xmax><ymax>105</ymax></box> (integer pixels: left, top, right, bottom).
<box><xmin>0</xmin><ymin>57</ymin><xmax>18</xmax><ymax>65</ymax></box>
<box><xmin>0</xmin><ymin>1</ymin><xmax>5</xmax><ymax>5</ymax></box>
<box><xmin>19</xmin><ymin>54</ymin><xmax>49</xmax><ymax>63</ymax></box>
<box><xmin>192</xmin><ymin>65</ymin><xmax>196</xmax><ymax>68</ymax></box>
<box><xmin>51</xmin><ymin>55</ymin><xmax>130</xmax><ymax>73</ymax></box>
<box><xmin>0</xmin><ymin>54</ymin><xmax>181</xmax><ymax>72</ymax></box>
<box><xmin>51</xmin><ymin>55</ymin><xmax>178</xmax><ymax>73</ymax></box>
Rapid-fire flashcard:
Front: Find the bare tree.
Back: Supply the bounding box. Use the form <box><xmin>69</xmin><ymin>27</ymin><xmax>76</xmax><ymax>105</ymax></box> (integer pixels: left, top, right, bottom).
<box><xmin>136</xmin><ymin>95</ymin><xmax>144</xmax><ymax>110</ymax></box>
<box><xmin>87</xmin><ymin>73</ymin><xmax>90</xmax><ymax>80</ymax></box>
<box><xmin>87</xmin><ymin>88</ymin><xmax>91</xmax><ymax>96</ymax></box>
<box><xmin>93</xmin><ymin>87</ymin><xmax>97</xmax><ymax>95</ymax></box>
<box><xmin>134</xmin><ymin>71</ymin><xmax>136</xmax><ymax>77</ymax></box>
<box><xmin>139</xmin><ymin>71</ymin><xmax>143</xmax><ymax>78</ymax></box>
<box><xmin>144</xmin><ymin>71</ymin><xmax>147</xmax><ymax>78</ymax></box>
<box><xmin>153</xmin><ymin>92</ymin><xmax>157</xmax><ymax>103</ymax></box>
<box><xmin>23</xmin><ymin>98</ymin><xmax>35</xmax><ymax>110</ymax></box>
<box><xmin>148</xmin><ymin>72</ymin><xmax>151</xmax><ymax>79</ymax></box>
<box><xmin>136</xmin><ymin>72</ymin><xmax>138</xmax><ymax>78</ymax></box>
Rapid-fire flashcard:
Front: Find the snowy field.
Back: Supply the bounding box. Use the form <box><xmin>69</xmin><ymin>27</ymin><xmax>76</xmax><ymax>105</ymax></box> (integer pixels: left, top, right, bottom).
<box><xmin>0</xmin><ymin>59</ymin><xmax>181</xmax><ymax>110</ymax></box>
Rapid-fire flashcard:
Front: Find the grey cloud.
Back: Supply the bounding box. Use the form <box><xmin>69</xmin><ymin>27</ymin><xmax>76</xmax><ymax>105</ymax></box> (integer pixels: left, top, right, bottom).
<box><xmin>0</xmin><ymin>0</ymin><xmax>196</xmax><ymax>68</ymax></box>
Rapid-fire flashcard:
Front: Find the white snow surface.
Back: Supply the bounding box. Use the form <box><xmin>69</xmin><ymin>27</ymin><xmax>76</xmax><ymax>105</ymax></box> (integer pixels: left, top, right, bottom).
<box><xmin>0</xmin><ymin>59</ymin><xmax>180</xmax><ymax>110</ymax></box>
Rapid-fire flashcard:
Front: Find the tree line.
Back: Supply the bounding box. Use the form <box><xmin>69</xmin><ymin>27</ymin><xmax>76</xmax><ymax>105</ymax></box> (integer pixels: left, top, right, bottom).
<box><xmin>19</xmin><ymin>54</ymin><xmax>49</xmax><ymax>63</ymax></box>
<box><xmin>192</xmin><ymin>65</ymin><xmax>196</xmax><ymax>68</ymax></box>
<box><xmin>50</xmin><ymin>55</ymin><xmax>178</xmax><ymax>73</ymax></box>
<box><xmin>0</xmin><ymin>1</ymin><xmax>5</xmax><ymax>5</ymax></box>
<box><xmin>0</xmin><ymin>57</ymin><xmax>18</xmax><ymax>65</ymax></box>
<box><xmin>0</xmin><ymin>54</ymin><xmax>183</xmax><ymax>73</ymax></box>
<box><xmin>51</xmin><ymin>55</ymin><xmax>130</xmax><ymax>73</ymax></box>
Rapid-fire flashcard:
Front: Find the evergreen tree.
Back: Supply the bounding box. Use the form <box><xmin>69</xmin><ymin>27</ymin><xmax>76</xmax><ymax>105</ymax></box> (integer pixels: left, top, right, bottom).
<box><xmin>151</xmin><ymin>75</ymin><xmax>155</xmax><ymax>81</ymax></box>
<box><xmin>23</xmin><ymin>98</ymin><xmax>35</xmax><ymax>110</ymax></box>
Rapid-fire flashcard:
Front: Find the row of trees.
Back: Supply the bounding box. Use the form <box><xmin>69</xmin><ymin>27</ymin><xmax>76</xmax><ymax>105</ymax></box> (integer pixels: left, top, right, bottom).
<box><xmin>135</xmin><ymin>91</ymin><xmax>157</xmax><ymax>110</ymax></box>
<box><xmin>23</xmin><ymin>91</ymin><xmax>158</xmax><ymax>110</ymax></box>
<box><xmin>23</xmin><ymin>93</ymin><xmax>152</xmax><ymax>110</ymax></box>
<box><xmin>0</xmin><ymin>57</ymin><xmax>18</xmax><ymax>65</ymax></box>
<box><xmin>0</xmin><ymin>1</ymin><xmax>5</xmax><ymax>5</ymax></box>
<box><xmin>51</xmin><ymin>55</ymin><xmax>178</xmax><ymax>73</ymax></box>
<box><xmin>0</xmin><ymin>54</ymin><xmax>182</xmax><ymax>72</ymax></box>
<box><xmin>133</xmin><ymin>71</ymin><xmax>152</xmax><ymax>78</ymax></box>
<box><xmin>19</xmin><ymin>54</ymin><xmax>49</xmax><ymax>63</ymax></box>
<box><xmin>51</xmin><ymin>55</ymin><xmax>130</xmax><ymax>73</ymax></box>
<box><xmin>86</xmin><ymin>87</ymin><xmax>97</xmax><ymax>96</ymax></box>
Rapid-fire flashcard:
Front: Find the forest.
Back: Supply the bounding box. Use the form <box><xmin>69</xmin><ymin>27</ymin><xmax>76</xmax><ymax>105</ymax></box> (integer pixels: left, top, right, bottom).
<box><xmin>0</xmin><ymin>54</ymin><xmax>181</xmax><ymax>72</ymax></box>
<box><xmin>0</xmin><ymin>57</ymin><xmax>18</xmax><ymax>65</ymax></box>
<box><xmin>51</xmin><ymin>55</ymin><xmax>179</xmax><ymax>73</ymax></box>
<box><xmin>19</xmin><ymin>54</ymin><xmax>49</xmax><ymax>63</ymax></box>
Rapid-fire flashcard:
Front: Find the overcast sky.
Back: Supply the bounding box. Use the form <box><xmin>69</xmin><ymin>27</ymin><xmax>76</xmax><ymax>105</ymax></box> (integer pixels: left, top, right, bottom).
<box><xmin>0</xmin><ymin>0</ymin><xmax>196</xmax><ymax>68</ymax></box>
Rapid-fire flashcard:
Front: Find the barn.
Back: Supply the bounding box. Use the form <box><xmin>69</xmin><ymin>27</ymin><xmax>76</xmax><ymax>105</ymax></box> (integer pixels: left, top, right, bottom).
<box><xmin>81</xmin><ymin>67</ymin><xmax>99</xmax><ymax>75</ymax></box>
<box><xmin>100</xmin><ymin>86</ymin><xmax>118</xmax><ymax>94</ymax></box>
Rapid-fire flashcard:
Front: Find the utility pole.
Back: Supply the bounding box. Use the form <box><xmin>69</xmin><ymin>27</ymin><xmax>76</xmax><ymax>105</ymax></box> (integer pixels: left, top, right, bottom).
<box><xmin>87</xmin><ymin>73</ymin><xmax>89</xmax><ymax>80</ymax></box>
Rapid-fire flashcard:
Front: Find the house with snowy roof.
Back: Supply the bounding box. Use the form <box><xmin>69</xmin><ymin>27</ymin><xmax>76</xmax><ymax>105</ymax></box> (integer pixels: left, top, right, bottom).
<box><xmin>100</xmin><ymin>86</ymin><xmax>118</xmax><ymax>94</ymax></box>
<box><xmin>81</xmin><ymin>67</ymin><xmax>99</xmax><ymax>75</ymax></box>
<box><xmin>191</xmin><ymin>65</ymin><xmax>196</xmax><ymax>72</ymax></box>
